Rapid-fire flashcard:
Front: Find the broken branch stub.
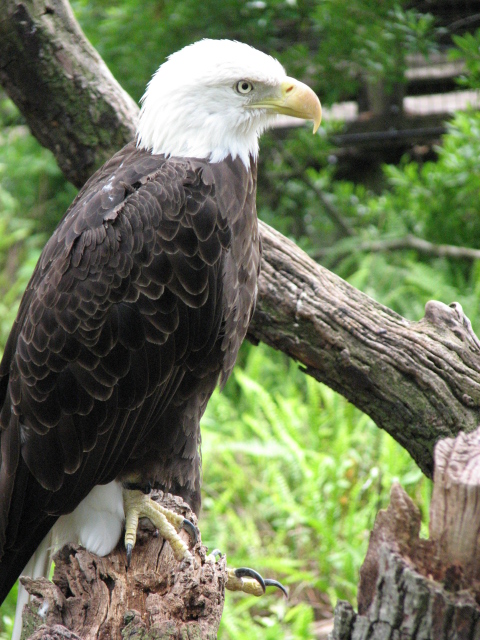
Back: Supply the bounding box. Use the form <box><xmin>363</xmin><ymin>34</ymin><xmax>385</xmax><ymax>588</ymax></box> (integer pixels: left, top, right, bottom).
<box><xmin>331</xmin><ymin>426</ymin><xmax>480</xmax><ymax>639</ymax></box>
<box><xmin>430</xmin><ymin>427</ymin><xmax>480</xmax><ymax>583</ymax></box>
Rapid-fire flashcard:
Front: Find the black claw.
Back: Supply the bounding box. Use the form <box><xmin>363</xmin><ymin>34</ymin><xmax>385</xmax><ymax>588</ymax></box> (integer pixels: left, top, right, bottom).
<box><xmin>123</xmin><ymin>481</ymin><xmax>152</xmax><ymax>494</ymax></box>
<box><xmin>210</xmin><ymin>548</ymin><xmax>222</xmax><ymax>560</ymax></box>
<box><xmin>264</xmin><ymin>578</ymin><xmax>288</xmax><ymax>598</ymax></box>
<box><xmin>234</xmin><ymin>567</ymin><xmax>266</xmax><ymax>593</ymax></box>
<box><xmin>142</xmin><ymin>481</ymin><xmax>152</xmax><ymax>495</ymax></box>
<box><xmin>126</xmin><ymin>543</ymin><xmax>133</xmax><ymax>568</ymax></box>
<box><xmin>181</xmin><ymin>518</ymin><xmax>198</xmax><ymax>545</ymax></box>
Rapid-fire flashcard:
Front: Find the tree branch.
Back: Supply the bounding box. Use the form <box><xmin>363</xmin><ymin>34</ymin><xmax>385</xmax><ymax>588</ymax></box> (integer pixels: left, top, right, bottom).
<box><xmin>0</xmin><ymin>0</ymin><xmax>138</xmax><ymax>186</ymax></box>
<box><xmin>314</xmin><ymin>234</ymin><xmax>480</xmax><ymax>262</ymax></box>
<box><xmin>249</xmin><ymin>226</ymin><xmax>480</xmax><ymax>477</ymax></box>
<box><xmin>2</xmin><ymin>0</ymin><xmax>480</xmax><ymax>480</ymax></box>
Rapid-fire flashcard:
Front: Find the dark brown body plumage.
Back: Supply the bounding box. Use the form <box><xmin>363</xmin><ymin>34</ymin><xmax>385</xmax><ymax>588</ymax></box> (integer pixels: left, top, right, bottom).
<box><xmin>0</xmin><ymin>142</ymin><xmax>260</xmax><ymax>603</ymax></box>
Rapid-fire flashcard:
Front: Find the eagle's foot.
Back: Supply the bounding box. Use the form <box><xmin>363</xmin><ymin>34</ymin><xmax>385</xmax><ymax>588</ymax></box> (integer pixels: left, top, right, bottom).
<box><xmin>210</xmin><ymin>550</ymin><xmax>288</xmax><ymax>597</ymax></box>
<box><xmin>122</xmin><ymin>487</ymin><xmax>196</xmax><ymax>565</ymax></box>
<box><xmin>226</xmin><ymin>567</ymin><xmax>288</xmax><ymax>597</ymax></box>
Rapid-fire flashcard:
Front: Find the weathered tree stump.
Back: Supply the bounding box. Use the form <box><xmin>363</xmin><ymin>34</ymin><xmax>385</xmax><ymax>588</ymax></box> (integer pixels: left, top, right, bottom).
<box><xmin>330</xmin><ymin>428</ymin><xmax>480</xmax><ymax>639</ymax></box>
<box><xmin>19</xmin><ymin>492</ymin><xmax>226</xmax><ymax>640</ymax></box>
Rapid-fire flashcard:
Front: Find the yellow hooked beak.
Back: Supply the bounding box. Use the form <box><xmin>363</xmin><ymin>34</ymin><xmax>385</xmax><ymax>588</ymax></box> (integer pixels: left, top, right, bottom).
<box><xmin>250</xmin><ymin>77</ymin><xmax>322</xmax><ymax>133</ymax></box>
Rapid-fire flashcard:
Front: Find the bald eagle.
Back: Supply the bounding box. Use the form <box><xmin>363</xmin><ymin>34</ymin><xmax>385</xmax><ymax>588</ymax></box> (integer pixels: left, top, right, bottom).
<box><xmin>0</xmin><ymin>39</ymin><xmax>321</xmax><ymax>615</ymax></box>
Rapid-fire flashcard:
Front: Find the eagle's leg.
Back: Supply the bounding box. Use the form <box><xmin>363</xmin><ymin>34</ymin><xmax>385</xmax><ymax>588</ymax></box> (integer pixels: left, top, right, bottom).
<box><xmin>122</xmin><ymin>486</ymin><xmax>196</xmax><ymax>564</ymax></box>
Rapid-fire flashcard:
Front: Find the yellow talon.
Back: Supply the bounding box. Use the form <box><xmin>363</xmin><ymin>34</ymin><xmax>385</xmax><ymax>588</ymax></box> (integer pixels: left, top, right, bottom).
<box><xmin>123</xmin><ymin>488</ymin><xmax>192</xmax><ymax>563</ymax></box>
<box><xmin>225</xmin><ymin>567</ymin><xmax>265</xmax><ymax>596</ymax></box>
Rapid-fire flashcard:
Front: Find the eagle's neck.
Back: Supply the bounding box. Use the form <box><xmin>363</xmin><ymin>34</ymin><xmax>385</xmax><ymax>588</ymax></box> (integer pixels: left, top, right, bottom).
<box><xmin>136</xmin><ymin>110</ymin><xmax>263</xmax><ymax>170</ymax></box>
<box><xmin>136</xmin><ymin>88</ymin><xmax>274</xmax><ymax>169</ymax></box>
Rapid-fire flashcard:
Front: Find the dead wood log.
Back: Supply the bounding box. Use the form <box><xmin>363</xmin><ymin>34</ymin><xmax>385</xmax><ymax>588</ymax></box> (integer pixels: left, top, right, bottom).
<box><xmin>330</xmin><ymin>427</ymin><xmax>480</xmax><ymax>639</ymax></box>
<box><xmin>19</xmin><ymin>493</ymin><xmax>226</xmax><ymax>640</ymax></box>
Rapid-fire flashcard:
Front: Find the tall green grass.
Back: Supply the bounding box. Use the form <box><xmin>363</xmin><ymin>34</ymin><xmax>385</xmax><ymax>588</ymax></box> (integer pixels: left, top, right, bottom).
<box><xmin>200</xmin><ymin>342</ymin><xmax>430</xmax><ymax>639</ymax></box>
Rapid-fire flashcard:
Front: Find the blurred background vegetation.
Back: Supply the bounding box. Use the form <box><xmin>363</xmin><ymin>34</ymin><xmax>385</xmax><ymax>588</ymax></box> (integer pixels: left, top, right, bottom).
<box><xmin>1</xmin><ymin>0</ymin><xmax>480</xmax><ymax>638</ymax></box>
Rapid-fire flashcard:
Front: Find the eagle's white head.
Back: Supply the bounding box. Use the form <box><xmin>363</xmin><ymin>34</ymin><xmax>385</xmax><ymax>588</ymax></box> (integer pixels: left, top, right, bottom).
<box><xmin>136</xmin><ymin>39</ymin><xmax>321</xmax><ymax>168</ymax></box>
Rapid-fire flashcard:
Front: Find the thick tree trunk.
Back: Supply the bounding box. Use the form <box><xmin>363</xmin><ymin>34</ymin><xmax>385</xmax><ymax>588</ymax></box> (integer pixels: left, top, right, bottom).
<box><xmin>19</xmin><ymin>493</ymin><xmax>226</xmax><ymax>640</ymax></box>
<box><xmin>330</xmin><ymin>428</ymin><xmax>480</xmax><ymax>639</ymax></box>
<box><xmin>0</xmin><ymin>0</ymin><xmax>138</xmax><ymax>186</ymax></box>
<box><xmin>2</xmin><ymin>0</ymin><xmax>480</xmax><ymax>478</ymax></box>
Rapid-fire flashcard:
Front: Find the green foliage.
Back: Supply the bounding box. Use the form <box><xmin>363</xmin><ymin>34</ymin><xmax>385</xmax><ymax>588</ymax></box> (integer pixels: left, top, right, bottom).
<box><xmin>311</xmin><ymin>1</ymin><xmax>438</xmax><ymax>98</ymax></box>
<box><xmin>201</xmin><ymin>342</ymin><xmax>430</xmax><ymax>639</ymax></box>
<box><xmin>450</xmin><ymin>30</ymin><xmax>480</xmax><ymax>91</ymax></box>
<box><xmin>1</xmin><ymin>1</ymin><xmax>479</xmax><ymax>638</ymax></box>
<box><xmin>0</xmin><ymin>583</ymin><xmax>15</xmax><ymax>640</ymax></box>
<box><xmin>328</xmin><ymin>110</ymin><xmax>480</xmax><ymax>326</ymax></box>
<box><xmin>381</xmin><ymin>112</ymin><xmax>480</xmax><ymax>249</ymax></box>
<box><xmin>71</xmin><ymin>0</ymin><xmax>437</xmax><ymax>105</ymax></box>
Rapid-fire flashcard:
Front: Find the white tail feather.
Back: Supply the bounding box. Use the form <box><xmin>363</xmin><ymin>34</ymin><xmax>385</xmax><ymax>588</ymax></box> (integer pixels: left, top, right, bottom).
<box><xmin>12</xmin><ymin>531</ymin><xmax>53</xmax><ymax>640</ymax></box>
<box><xmin>11</xmin><ymin>482</ymin><xmax>124</xmax><ymax>639</ymax></box>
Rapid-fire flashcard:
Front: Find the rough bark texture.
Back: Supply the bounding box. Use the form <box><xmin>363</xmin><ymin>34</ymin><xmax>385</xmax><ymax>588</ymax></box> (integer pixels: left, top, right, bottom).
<box><xmin>0</xmin><ymin>0</ymin><xmax>138</xmax><ymax>186</ymax></box>
<box><xmin>330</xmin><ymin>429</ymin><xmax>480</xmax><ymax>640</ymax></box>
<box><xmin>19</xmin><ymin>493</ymin><xmax>226</xmax><ymax>640</ymax></box>
<box><xmin>2</xmin><ymin>0</ymin><xmax>480</xmax><ymax>479</ymax></box>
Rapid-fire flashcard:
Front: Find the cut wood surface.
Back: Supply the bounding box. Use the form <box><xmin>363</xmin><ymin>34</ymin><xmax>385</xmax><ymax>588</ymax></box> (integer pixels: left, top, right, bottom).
<box><xmin>330</xmin><ymin>427</ymin><xmax>480</xmax><ymax>639</ymax></box>
<box><xmin>430</xmin><ymin>429</ymin><xmax>480</xmax><ymax>583</ymax></box>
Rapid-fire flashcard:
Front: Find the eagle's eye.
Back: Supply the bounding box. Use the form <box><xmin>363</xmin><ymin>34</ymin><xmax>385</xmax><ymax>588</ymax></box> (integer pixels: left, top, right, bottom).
<box><xmin>236</xmin><ymin>80</ymin><xmax>254</xmax><ymax>95</ymax></box>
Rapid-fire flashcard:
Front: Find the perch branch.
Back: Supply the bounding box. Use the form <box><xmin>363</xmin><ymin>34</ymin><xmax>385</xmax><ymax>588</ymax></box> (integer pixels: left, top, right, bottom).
<box><xmin>20</xmin><ymin>493</ymin><xmax>226</xmax><ymax>639</ymax></box>
<box><xmin>314</xmin><ymin>233</ymin><xmax>480</xmax><ymax>262</ymax></box>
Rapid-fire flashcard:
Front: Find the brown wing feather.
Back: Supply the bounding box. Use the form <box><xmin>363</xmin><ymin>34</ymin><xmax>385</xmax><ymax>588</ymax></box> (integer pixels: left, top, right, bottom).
<box><xmin>0</xmin><ymin>142</ymin><xmax>260</xmax><ymax>603</ymax></box>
